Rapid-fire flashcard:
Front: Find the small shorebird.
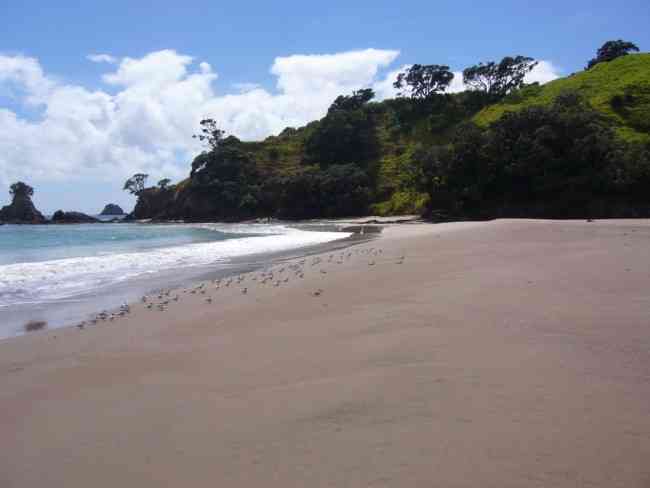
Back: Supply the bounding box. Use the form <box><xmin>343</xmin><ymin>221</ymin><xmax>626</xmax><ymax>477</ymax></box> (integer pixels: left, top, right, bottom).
<box><xmin>241</xmin><ymin>288</ymin><xmax>248</xmax><ymax>294</ymax></box>
<box><xmin>205</xmin><ymin>297</ymin><xmax>212</xmax><ymax>304</ymax></box>
<box><xmin>312</xmin><ymin>289</ymin><xmax>323</xmax><ymax>297</ymax></box>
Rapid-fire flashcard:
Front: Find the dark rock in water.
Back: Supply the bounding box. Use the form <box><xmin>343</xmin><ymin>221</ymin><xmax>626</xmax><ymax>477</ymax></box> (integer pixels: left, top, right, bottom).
<box><xmin>100</xmin><ymin>203</ymin><xmax>125</xmax><ymax>215</ymax></box>
<box><xmin>0</xmin><ymin>188</ymin><xmax>46</xmax><ymax>224</ymax></box>
<box><xmin>51</xmin><ymin>210</ymin><xmax>100</xmax><ymax>224</ymax></box>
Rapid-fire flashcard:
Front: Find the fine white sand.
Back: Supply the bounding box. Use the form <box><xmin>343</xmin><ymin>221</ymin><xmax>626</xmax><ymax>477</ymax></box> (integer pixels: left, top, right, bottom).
<box><xmin>2</xmin><ymin>219</ymin><xmax>650</xmax><ymax>487</ymax></box>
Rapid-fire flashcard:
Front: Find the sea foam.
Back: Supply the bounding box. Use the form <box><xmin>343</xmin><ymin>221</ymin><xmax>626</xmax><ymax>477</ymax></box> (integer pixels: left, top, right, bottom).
<box><xmin>0</xmin><ymin>224</ymin><xmax>349</xmax><ymax>307</ymax></box>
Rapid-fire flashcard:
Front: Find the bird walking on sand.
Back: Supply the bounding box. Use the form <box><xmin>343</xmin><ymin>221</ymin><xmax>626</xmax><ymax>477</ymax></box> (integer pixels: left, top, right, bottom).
<box><xmin>312</xmin><ymin>289</ymin><xmax>323</xmax><ymax>297</ymax></box>
<box><xmin>205</xmin><ymin>297</ymin><xmax>212</xmax><ymax>304</ymax></box>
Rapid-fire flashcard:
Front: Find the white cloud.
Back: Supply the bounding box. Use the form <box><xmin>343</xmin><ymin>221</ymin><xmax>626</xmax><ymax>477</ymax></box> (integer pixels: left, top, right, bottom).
<box><xmin>525</xmin><ymin>60</ymin><xmax>562</xmax><ymax>84</ymax></box>
<box><xmin>0</xmin><ymin>49</ymin><xmax>561</xmax><ymax>208</ymax></box>
<box><xmin>0</xmin><ymin>48</ymin><xmax>401</xmax><ymax>195</ymax></box>
<box><xmin>87</xmin><ymin>53</ymin><xmax>117</xmax><ymax>64</ymax></box>
<box><xmin>372</xmin><ymin>65</ymin><xmax>408</xmax><ymax>100</ymax></box>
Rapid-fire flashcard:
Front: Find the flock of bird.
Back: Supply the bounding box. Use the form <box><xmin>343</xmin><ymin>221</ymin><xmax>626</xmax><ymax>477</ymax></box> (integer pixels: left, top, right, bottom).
<box><xmin>76</xmin><ymin>245</ymin><xmax>405</xmax><ymax>329</ymax></box>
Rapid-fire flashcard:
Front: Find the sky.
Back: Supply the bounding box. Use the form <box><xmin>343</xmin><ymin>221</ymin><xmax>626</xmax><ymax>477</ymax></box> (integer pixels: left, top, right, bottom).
<box><xmin>1</xmin><ymin>0</ymin><xmax>648</xmax><ymax>214</ymax></box>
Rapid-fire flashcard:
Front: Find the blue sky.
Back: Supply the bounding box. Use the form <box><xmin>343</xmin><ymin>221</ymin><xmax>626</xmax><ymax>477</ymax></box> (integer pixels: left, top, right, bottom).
<box><xmin>1</xmin><ymin>0</ymin><xmax>648</xmax><ymax>213</ymax></box>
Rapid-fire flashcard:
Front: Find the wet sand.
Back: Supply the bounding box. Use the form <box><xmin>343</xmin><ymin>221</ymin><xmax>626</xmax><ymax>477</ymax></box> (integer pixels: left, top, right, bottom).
<box><xmin>2</xmin><ymin>219</ymin><xmax>650</xmax><ymax>487</ymax></box>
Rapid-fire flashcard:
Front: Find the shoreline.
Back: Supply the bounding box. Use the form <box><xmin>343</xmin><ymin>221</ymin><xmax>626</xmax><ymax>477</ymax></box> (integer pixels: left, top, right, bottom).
<box><xmin>1</xmin><ymin>221</ymin><xmax>379</xmax><ymax>339</ymax></box>
<box><xmin>2</xmin><ymin>219</ymin><xmax>650</xmax><ymax>487</ymax></box>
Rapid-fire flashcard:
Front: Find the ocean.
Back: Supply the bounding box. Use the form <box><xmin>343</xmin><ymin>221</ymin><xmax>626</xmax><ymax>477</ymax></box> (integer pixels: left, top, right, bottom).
<box><xmin>0</xmin><ymin>222</ymin><xmax>352</xmax><ymax>338</ymax></box>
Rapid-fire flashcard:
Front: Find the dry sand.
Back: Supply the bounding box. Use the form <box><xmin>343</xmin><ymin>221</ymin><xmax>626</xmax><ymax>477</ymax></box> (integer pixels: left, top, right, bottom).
<box><xmin>2</xmin><ymin>219</ymin><xmax>650</xmax><ymax>487</ymax></box>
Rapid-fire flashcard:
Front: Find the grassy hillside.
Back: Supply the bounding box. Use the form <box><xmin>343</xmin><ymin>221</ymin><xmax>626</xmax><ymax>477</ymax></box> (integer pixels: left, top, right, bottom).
<box><xmin>474</xmin><ymin>53</ymin><xmax>650</xmax><ymax>143</ymax></box>
<box><xmin>156</xmin><ymin>54</ymin><xmax>650</xmax><ymax>220</ymax></box>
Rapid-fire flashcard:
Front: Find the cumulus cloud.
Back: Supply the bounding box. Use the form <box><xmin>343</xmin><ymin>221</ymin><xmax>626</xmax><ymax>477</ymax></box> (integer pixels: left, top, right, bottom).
<box><xmin>0</xmin><ymin>48</ymin><xmax>402</xmax><ymax>196</ymax></box>
<box><xmin>87</xmin><ymin>53</ymin><xmax>117</xmax><ymax>64</ymax></box>
<box><xmin>0</xmin><ymin>49</ymin><xmax>560</xmax><ymax>205</ymax></box>
<box><xmin>525</xmin><ymin>60</ymin><xmax>562</xmax><ymax>84</ymax></box>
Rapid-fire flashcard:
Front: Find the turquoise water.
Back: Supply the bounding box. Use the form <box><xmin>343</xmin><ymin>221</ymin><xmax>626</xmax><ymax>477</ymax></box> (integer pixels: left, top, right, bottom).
<box><xmin>0</xmin><ymin>223</ymin><xmax>243</xmax><ymax>265</ymax></box>
<box><xmin>0</xmin><ymin>222</ymin><xmax>350</xmax><ymax>338</ymax></box>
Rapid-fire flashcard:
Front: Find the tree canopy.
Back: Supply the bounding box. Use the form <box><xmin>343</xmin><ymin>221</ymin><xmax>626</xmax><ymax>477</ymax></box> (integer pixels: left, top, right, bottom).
<box><xmin>9</xmin><ymin>181</ymin><xmax>34</xmax><ymax>199</ymax></box>
<box><xmin>587</xmin><ymin>40</ymin><xmax>640</xmax><ymax>69</ymax></box>
<box><xmin>193</xmin><ymin>118</ymin><xmax>225</xmax><ymax>151</ymax></box>
<box><xmin>328</xmin><ymin>88</ymin><xmax>375</xmax><ymax>114</ymax></box>
<box><xmin>393</xmin><ymin>64</ymin><xmax>454</xmax><ymax>99</ymax></box>
<box><xmin>463</xmin><ymin>56</ymin><xmax>538</xmax><ymax>98</ymax></box>
<box><xmin>304</xmin><ymin>89</ymin><xmax>379</xmax><ymax>167</ymax></box>
<box><xmin>123</xmin><ymin>173</ymin><xmax>149</xmax><ymax>196</ymax></box>
<box><xmin>158</xmin><ymin>178</ymin><xmax>171</xmax><ymax>190</ymax></box>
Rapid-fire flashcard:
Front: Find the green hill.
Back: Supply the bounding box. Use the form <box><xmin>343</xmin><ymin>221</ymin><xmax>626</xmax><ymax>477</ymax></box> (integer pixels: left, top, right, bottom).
<box><xmin>131</xmin><ymin>52</ymin><xmax>650</xmax><ymax>221</ymax></box>
<box><xmin>474</xmin><ymin>53</ymin><xmax>650</xmax><ymax>143</ymax></box>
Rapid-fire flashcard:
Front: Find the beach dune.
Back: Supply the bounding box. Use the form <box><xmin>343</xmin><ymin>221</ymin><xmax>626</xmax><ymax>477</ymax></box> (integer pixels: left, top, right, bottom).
<box><xmin>2</xmin><ymin>219</ymin><xmax>650</xmax><ymax>487</ymax></box>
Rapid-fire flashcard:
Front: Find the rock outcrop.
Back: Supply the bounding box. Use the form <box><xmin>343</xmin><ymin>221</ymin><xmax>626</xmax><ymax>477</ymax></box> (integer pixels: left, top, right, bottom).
<box><xmin>0</xmin><ymin>191</ymin><xmax>46</xmax><ymax>224</ymax></box>
<box><xmin>51</xmin><ymin>210</ymin><xmax>100</xmax><ymax>224</ymax></box>
<box><xmin>128</xmin><ymin>188</ymin><xmax>176</xmax><ymax>220</ymax></box>
<box><xmin>100</xmin><ymin>203</ymin><xmax>125</xmax><ymax>215</ymax></box>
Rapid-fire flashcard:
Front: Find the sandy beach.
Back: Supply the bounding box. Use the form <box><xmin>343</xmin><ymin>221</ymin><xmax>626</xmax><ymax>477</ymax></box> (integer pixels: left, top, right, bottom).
<box><xmin>2</xmin><ymin>219</ymin><xmax>650</xmax><ymax>487</ymax></box>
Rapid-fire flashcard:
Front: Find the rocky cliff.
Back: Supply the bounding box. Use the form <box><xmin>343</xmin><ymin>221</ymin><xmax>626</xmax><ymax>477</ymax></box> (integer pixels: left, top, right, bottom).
<box><xmin>100</xmin><ymin>203</ymin><xmax>125</xmax><ymax>215</ymax></box>
<box><xmin>0</xmin><ymin>194</ymin><xmax>46</xmax><ymax>224</ymax></box>
<box><xmin>51</xmin><ymin>210</ymin><xmax>100</xmax><ymax>224</ymax></box>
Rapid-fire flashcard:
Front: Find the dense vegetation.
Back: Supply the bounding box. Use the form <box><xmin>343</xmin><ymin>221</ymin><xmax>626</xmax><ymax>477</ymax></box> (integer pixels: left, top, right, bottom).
<box><xmin>127</xmin><ymin>42</ymin><xmax>650</xmax><ymax>222</ymax></box>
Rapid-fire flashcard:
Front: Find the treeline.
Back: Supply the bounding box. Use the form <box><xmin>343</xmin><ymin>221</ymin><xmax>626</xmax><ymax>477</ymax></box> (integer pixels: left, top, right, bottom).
<box><xmin>125</xmin><ymin>39</ymin><xmax>650</xmax><ymax>221</ymax></box>
<box><xmin>412</xmin><ymin>93</ymin><xmax>650</xmax><ymax>218</ymax></box>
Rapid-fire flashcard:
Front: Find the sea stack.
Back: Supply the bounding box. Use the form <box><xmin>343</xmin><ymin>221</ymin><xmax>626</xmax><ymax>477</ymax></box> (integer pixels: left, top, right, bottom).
<box><xmin>100</xmin><ymin>203</ymin><xmax>125</xmax><ymax>216</ymax></box>
<box><xmin>50</xmin><ymin>210</ymin><xmax>100</xmax><ymax>224</ymax></box>
<box><xmin>0</xmin><ymin>182</ymin><xmax>46</xmax><ymax>224</ymax></box>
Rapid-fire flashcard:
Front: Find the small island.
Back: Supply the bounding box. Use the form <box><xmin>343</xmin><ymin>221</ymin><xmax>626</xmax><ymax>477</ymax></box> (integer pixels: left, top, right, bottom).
<box><xmin>100</xmin><ymin>203</ymin><xmax>125</xmax><ymax>216</ymax></box>
<box><xmin>0</xmin><ymin>182</ymin><xmax>46</xmax><ymax>224</ymax></box>
<box><xmin>0</xmin><ymin>183</ymin><xmax>120</xmax><ymax>224</ymax></box>
<box><xmin>51</xmin><ymin>210</ymin><xmax>100</xmax><ymax>224</ymax></box>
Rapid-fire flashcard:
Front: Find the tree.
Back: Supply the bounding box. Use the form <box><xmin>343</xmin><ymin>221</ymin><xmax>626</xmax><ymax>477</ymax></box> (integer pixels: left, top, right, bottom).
<box><xmin>393</xmin><ymin>64</ymin><xmax>454</xmax><ymax>99</ymax></box>
<box><xmin>328</xmin><ymin>88</ymin><xmax>375</xmax><ymax>114</ymax></box>
<box><xmin>123</xmin><ymin>173</ymin><xmax>149</xmax><ymax>196</ymax></box>
<box><xmin>193</xmin><ymin>118</ymin><xmax>225</xmax><ymax>151</ymax></box>
<box><xmin>587</xmin><ymin>40</ymin><xmax>640</xmax><ymax>69</ymax></box>
<box><xmin>304</xmin><ymin>91</ymin><xmax>379</xmax><ymax>167</ymax></box>
<box><xmin>463</xmin><ymin>56</ymin><xmax>538</xmax><ymax>98</ymax></box>
<box><xmin>158</xmin><ymin>178</ymin><xmax>171</xmax><ymax>190</ymax></box>
<box><xmin>9</xmin><ymin>181</ymin><xmax>34</xmax><ymax>199</ymax></box>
